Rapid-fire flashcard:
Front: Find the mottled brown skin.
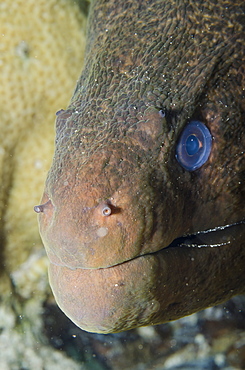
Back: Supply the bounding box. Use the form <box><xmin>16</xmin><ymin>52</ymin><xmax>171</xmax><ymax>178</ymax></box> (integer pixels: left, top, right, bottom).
<box><xmin>37</xmin><ymin>0</ymin><xmax>245</xmax><ymax>333</ymax></box>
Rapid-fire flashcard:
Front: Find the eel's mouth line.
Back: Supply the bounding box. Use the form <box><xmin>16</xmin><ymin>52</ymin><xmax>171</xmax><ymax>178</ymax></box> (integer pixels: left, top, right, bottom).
<box><xmin>87</xmin><ymin>220</ymin><xmax>245</xmax><ymax>271</ymax></box>
<box><xmin>47</xmin><ymin>220</ymin><xmax>244</xmax><ymax>271</ymax></box>
<box><xmin>170</xmin><ymin>237</ymin><xmax>231</xmax><ymax>249</ymax></box>
<box><xmin>166</xmin><ymin>220</ymin><xmax>245</xmax><ymax>249</ymax></box>
<box><xmin>106</xmin><ymin>219</ymin><xmax>244</xmax><ymax>269</ymax></box>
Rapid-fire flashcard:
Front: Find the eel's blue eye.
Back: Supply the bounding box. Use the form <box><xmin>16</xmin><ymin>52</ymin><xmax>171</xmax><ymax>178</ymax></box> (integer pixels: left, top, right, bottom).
<box><xmin>176</xmin><ymin>120</ymin><xmax>212</xmax><ymax>171</ymax></box>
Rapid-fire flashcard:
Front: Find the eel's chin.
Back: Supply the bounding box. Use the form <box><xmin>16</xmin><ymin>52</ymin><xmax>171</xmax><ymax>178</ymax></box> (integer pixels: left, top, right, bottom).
<box><xmin>48</xmin><ymin>221</ymin><xmax>245</xmax><ymax>334</ymax></box>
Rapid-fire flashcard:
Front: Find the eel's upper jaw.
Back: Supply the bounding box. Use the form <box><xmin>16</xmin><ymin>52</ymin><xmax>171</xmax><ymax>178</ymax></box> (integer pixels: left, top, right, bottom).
<box><xmin>35</xmin><ymin>187</ymin><xmax>244</xmax><ymax>270</ymax></box>
<box><xmin>34</xmin><ymin>188</ymin><xmax>183</xmax><ymax>270</ymax></box>
<box><xmin>35</xmin><ymin>165</ymin><xmax>245</xmax><ymax>271</ymax></box>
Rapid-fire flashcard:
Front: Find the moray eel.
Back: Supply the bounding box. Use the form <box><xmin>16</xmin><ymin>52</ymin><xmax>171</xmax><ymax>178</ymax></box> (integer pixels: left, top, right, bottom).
<box><xmin>35</xmin><ymin>0</ymin><xmax>245</xmax><ymax>333</ymax></box>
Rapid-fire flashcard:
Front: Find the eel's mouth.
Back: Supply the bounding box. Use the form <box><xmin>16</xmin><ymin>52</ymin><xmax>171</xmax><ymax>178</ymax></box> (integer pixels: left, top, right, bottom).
<box><xmin>47</xmin><ymin>218</ymin><xmax>245</xmax><ymax>334</ymax></box>
<box><xmin>100</xmin><ymin>219</ymin><xmax>245</xmax><ymax>272</ymax></box>
<box><xmin>166</xmin><ymin>220</ymin><xmax>245</xmax><ymax>250</ymax></box>
<box><xmin>35</xmin><ymin>189</ymin><xmax>244</xmax><ymax>271</ymax></box>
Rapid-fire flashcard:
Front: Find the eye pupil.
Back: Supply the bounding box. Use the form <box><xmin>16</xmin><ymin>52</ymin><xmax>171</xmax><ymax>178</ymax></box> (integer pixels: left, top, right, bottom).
<box><xmin>186</xmin><ymin>134</ymin><xmax>200</xmax><ymax>155</ymax></box>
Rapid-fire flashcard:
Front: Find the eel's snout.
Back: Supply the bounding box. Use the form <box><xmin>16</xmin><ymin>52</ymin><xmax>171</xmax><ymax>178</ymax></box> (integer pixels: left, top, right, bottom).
<box><xmin>35</xmin><ymin>184</ymin><xmax>165</xmax><ymax>269</ymax></box>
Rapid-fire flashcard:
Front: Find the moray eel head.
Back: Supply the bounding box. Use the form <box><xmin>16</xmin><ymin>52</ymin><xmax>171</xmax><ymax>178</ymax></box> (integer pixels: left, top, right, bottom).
<box><xmin>37</xmin><ymin>107</ymin><xmax>192</xmax><ymax>270</ymax></box>
<box><xmin>35</xmin><ymin>0</ymin><xmax>245</xmax><ymax>333</ymax></box>
<box><xmin>36</xmin><ymin>103</ymin><xmax>245</xmax><ymax>334</ymax></box>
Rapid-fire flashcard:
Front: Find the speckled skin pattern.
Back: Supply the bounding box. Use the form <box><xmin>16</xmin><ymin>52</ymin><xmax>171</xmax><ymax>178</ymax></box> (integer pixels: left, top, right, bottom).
<box><xmin>38</xmin><ymin>0</ymin><xmax>245</xmax><ymax>333</ymax></box>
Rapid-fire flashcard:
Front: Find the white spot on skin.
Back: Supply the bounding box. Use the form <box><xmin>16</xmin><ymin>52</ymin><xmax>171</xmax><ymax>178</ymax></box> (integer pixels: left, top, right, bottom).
<box><xmin>34</xmin><ymin>159</ymin><xmax>43</xmax><ymax>169</ymax></box>
<box><xmin>96</xmin><ymin>227</ymin><xmax>108</xmax><ymax>237</ymax></box>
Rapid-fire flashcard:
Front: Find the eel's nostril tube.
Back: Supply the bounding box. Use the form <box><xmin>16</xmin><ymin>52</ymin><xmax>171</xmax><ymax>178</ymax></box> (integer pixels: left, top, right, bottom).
<box><xmin>34</xmin><ymin>199</ymin><xmax>53</xmax><ymax>213</ymax></box>
<box><xmin>101</xmin><ymin>204</ymin><xmax>112</xmax><ymax>217</ymax></box>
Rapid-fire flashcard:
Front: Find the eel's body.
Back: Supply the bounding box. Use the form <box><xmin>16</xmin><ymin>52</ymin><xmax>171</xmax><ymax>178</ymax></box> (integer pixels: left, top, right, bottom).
<box><xmin>36</xmin><ymin>0</ymin><xmax>245</xmax><ymax>333</ymax></box>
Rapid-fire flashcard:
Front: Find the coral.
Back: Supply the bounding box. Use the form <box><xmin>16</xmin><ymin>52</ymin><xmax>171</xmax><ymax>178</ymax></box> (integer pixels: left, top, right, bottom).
<box><xmin>0</xmin><ymin>0</ymin><xmax>87</xmax><ymax>289</ymax></box>
<box><xmin>0</xmin><ymin>1</ymin><xmax>87</xmax><ymax>367</ymax></box>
